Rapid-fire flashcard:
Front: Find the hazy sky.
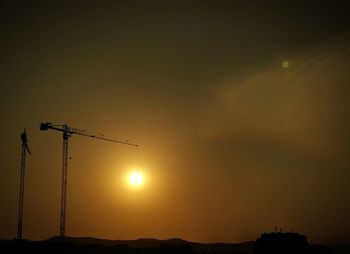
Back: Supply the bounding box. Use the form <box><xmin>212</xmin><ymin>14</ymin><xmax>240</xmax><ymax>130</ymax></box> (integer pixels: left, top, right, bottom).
<box><xmin>1</xmin><ymin>1</ymin><xmax>350</xmax><ymax>244</ymax></box>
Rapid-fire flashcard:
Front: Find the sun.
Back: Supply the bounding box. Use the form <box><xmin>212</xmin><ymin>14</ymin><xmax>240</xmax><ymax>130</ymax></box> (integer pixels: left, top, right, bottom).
<box><xmin>129</xmin><ymin>170</ymin><xmax>143</xmax><ymax>187</ymax></box>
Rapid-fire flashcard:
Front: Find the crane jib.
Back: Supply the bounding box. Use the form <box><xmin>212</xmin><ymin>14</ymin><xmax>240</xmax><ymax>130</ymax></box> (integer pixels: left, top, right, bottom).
<box><xmin>40</xmin><ymin>122</ymin><xmax>138</xmax><ymax>146</ymax></box>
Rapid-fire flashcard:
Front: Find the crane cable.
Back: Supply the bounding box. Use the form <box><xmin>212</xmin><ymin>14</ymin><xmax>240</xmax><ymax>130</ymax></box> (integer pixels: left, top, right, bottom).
<box><xmin>137</xmin><ymin>146</ymin><xmax>140</xmax><ymax>172</ymax></box>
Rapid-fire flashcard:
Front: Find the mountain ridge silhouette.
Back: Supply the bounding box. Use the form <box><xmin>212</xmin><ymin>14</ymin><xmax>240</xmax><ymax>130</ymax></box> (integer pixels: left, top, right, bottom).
<box><xmin>1</xmin><ymin>235</ymin><xmax>349</xmax><ymax>254</ymax></box>
<box><xmin>45</xmin><ymin>236</ymin><xmax>255</xmax><ymax>253</ymax></box>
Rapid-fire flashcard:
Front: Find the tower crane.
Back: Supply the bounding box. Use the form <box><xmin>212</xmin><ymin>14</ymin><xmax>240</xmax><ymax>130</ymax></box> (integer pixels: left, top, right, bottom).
<box><xmin>18</xmin><ymin>129</ymin><xmax>31</xmax><ymax>240</ymax></box>
<box><xmin>39</xmin><ymin>122</ymin><xmax>138</xmax><ymax>239</ymax></box>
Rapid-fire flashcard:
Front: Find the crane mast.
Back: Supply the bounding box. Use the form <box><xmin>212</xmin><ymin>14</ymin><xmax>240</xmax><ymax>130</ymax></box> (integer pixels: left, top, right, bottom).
<box><xmin>60</xmin><ymin>131</ymin><xmax>69</xmax><ymax>238</ymax></box>
<box><xmin>17</xmin><ymin>129</ymin><xmax>31</xmax><ymax>240</ymax></box>
<box><xmin>40</xmin><ymin>122</ymin><xmax>138</xmax><ymax>239</ymax></box>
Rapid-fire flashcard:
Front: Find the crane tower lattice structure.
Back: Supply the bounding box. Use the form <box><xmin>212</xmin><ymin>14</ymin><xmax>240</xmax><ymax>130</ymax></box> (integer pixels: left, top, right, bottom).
<box><xmin>17</xmin><ymin>129</ymin><xmax>31</xmax><ymax>240</ymax></box>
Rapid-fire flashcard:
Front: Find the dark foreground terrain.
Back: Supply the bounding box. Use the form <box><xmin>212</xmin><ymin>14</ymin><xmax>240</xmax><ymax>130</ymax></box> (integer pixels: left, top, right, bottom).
<box><xmin>0</xmin><ymin>233</ymin><xmax>348</xmax><ymax>254</ymax></box>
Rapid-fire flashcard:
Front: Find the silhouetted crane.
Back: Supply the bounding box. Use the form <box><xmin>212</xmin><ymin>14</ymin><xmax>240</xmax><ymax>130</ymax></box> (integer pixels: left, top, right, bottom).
<box><xmin>17</xmin><ymin>129</ymin><xmax>31</xmax><ymax>240</ymax></box>
<box><xmin>40</xmin><ymin>122</ymin><xmax>138</xmax><ymax>239</ymax></box>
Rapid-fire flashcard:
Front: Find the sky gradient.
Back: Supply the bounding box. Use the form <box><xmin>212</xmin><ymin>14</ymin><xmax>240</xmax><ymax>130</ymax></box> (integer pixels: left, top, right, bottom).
<box><xmin>1</xmin><ymin>1</ymin><xmax>350</xmax><ymax>244</ymax></box>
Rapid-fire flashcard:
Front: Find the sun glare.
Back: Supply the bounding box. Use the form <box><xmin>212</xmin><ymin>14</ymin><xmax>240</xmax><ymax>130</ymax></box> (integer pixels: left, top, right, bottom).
<box><xmin>129</xmin><ymin>170</ymin><xmax>143</xmax><ymax>187</ymax></box>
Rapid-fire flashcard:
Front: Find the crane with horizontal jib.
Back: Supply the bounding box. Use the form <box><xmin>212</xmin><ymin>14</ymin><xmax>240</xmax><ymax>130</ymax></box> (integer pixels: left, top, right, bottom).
<box><xmin>17</xmin><ymin>129</ymin><xmax>31</xmax><ymax>240</ymax></box>
<box><xmin>40</xmin><ymin>122</ymin><xmax>138</xmax><ymax>240</ymax></box>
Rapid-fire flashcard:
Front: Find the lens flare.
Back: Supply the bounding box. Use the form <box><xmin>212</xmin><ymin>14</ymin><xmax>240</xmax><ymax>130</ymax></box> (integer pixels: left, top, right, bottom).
<box><xmin>282</xmin><ymin>60</ymin><xmax>290</xmax><ymax>68</ymax></box>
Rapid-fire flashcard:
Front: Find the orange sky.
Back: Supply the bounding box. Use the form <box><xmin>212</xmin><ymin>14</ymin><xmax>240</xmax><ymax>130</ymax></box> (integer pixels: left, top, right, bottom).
<box><xmin>1</xmin><ymin>1</ymin><xmax>350</xmax><ymax>244</ymax></box>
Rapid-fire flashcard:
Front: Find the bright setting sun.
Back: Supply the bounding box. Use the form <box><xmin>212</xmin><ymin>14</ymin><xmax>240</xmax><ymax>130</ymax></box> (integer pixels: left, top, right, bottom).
<box><xmin>129</xmin><ymin>170</ymin><xmax>143</xmax><ymax>187</ymax></box>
